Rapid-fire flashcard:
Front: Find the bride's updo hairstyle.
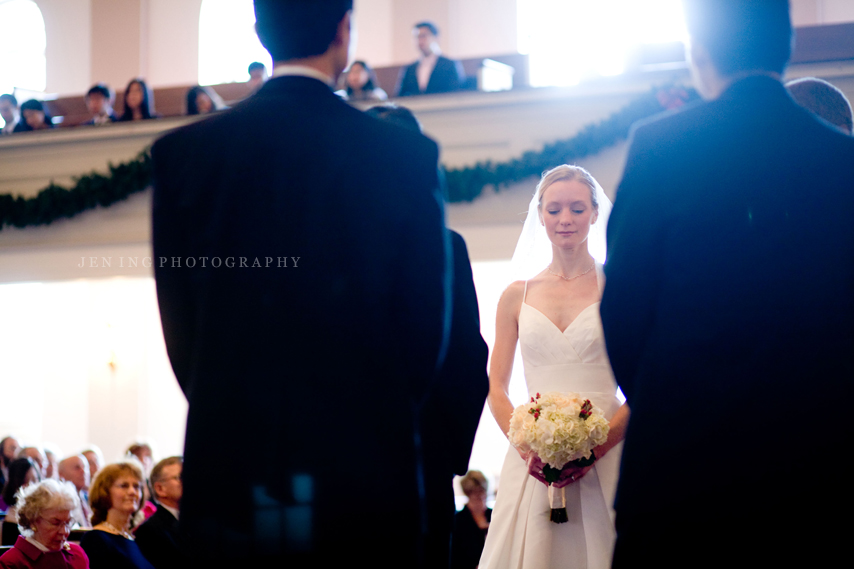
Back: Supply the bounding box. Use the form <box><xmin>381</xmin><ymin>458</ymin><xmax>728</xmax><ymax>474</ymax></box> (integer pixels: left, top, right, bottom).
<box><xmin>536</xmin><ymin>165</ymin><xmax>599</xmax><ymax>212</ymax></box>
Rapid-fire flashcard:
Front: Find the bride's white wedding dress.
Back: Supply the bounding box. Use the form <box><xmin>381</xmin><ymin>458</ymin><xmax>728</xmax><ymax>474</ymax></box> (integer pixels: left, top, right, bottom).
<box><xmin>479</xmin><ymin>266</ymin><xmax>622</xmax><ymax>569</ymax></box>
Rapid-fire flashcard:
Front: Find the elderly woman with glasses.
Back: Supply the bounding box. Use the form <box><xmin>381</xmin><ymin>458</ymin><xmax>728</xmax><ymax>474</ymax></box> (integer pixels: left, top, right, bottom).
<box><xmin>0</xmin><ymin>478</ymin><xmax>89</xmax><ymax>568</ymax></box>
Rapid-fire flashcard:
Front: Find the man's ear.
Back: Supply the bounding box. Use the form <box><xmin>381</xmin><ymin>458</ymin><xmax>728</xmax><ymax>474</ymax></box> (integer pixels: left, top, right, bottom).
<box><xmin>334</xmin><ymin>10</ymin><xmax>352</xmax><ymax>48</ymax></box>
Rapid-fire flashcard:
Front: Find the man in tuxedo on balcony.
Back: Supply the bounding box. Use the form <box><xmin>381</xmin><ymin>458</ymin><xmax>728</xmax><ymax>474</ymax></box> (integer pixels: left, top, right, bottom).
<box><xmin>396</xmin><ymin>21</ymin><xmax>465</xmax><ymax>97</ymax></box>
<box><xmin>601</xmin><ymin>1</ymin><xmax>854</xmax><ymax>566</ymax></box>
<box><xmin>152</xmin><ymin>0</ymin><xmax>455</xmax><ymax>565</ymax></box>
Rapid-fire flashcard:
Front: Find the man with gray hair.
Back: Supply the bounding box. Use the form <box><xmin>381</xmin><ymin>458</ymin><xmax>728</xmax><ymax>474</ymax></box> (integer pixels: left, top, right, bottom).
<box><xmin>57</xmin><ymin>455</ymin><xmax>92</xmax><ymax>529</ymax></box>
<box><xmin>136</xmin><ymin>456</ymin><xmax>187</xmax><ymax>569</ymax></box>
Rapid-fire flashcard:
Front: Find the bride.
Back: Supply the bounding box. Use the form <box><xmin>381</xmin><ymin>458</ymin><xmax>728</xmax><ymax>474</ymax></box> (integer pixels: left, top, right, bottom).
<box><xmin>479</xmin><ymin>165</ymin><xmax>629</xmax><ymax>569</ymax></box>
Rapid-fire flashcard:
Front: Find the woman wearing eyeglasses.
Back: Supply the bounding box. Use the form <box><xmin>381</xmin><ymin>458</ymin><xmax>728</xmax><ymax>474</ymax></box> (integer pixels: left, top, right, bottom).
<box><xmin>0</xmin><ymin>478</ymin><xmax>89</xmax><ymax>568</ymax></box>
<box><xmin>79</xmin><ymin>461</ymin><xmax>154</xmax><ymax>569</ymax></box>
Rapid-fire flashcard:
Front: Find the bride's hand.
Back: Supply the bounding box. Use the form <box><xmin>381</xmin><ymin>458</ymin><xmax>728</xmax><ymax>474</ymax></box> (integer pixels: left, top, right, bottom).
<box><xmin>526</xmin><ymin>455</ymin><xmax>551</xmax><ymax>486</ymax></box>
<box><xmin>552</xmin><ymin>463</ymin><xmax>594</xmax><ymax>489</ymax></box>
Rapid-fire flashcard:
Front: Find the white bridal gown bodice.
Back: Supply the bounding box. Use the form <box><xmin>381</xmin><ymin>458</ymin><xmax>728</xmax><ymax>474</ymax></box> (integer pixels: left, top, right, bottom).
<box><xmin>479</xmin><ymin>266</ymin><xmax>622</xmax><ymax>569</ymax></box>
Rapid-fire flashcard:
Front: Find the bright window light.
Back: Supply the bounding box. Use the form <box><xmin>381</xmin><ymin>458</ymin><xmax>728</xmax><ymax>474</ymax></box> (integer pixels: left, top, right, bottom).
<box><xmin>518</xmin><ymin>0</ymin><xmax>688</xmax><ymax>87</ymax></box>
<box><xmin>0</xmin><ymin>0</ymin><xmax>46</xmax><ymax>95</ymax></box>
<box><xmin>198</xmin><ymin>0</ymin><xmax>273</xmax><ymax>86</ymax></box>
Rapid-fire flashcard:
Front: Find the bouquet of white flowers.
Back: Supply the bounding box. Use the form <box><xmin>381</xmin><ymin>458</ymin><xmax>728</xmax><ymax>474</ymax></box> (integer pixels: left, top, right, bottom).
<box><xmin>508</xmin><ymin>392</ymin><xmax>610</xmax><ymax>522</ymax></box>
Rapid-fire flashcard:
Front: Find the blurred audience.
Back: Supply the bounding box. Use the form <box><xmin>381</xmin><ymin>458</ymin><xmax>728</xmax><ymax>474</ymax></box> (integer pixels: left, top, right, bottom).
<box><xmin>247</xmin><ymin>61</ymin><xmax>269</xmax><ymax>92</ymax></box>
<box><xmin>81</xmin><ymin>447</ymin><xmax>103</xmax><ymax>480</ymax></box>
<box><xmin>1</xmin><ymin>458</ymin><xmax>42</xmax><ymax>546</ymax></box>
<box><xmin>119</xmin><ymin>79</ymin><xmax>157</xmax><ymax>122</ymax></box>
<box><xmin>80</xmin><ymin>461</ymin><xmax>154</xmax><ymax>569</ymax></box>
<box><xmin>345</xmin><ymin>61</ymin><xmax>387</xmax><ymax>102</ymax></box>
<box><xmin>17</xmin><ymin>100</ymin><xmax>54</xmax><ymax>131</ymax></box>
<box><xmin>396</xmin><ymin>21</ymin><xmax>465</xmax><ymax>97</ymax></box>
<box><xmin>43</xmin><ymin>446</ymin><xmax>60</xmax><ymax>480</ymax></box>
<box><xmin>82</xmin><ymin>83</ymin><xmax>118</xmax><ymax>126</ymax></box>
<box><xmin>451</xmin><ymin>470</ymin><xmax>492</xmax><ymax>569</ymax></box>
<box><xmin>786</xmin><ymin>76</ymin><xmax>853</xmax><ymax>134</ymax></box>
<box><xmin>135</xmin><ymin>457</ymin><xmax>187</xmax><ymax>569</ymax></box>
<box><xmin>185</xmin><ymin>85</ymin><xmax>226</xmax><ymax>115</ymax></box>
<box><xmin>16</xmin><ymin>447</ymin><xmax>47</xmax><ymax>479</ymax></box>
<box><xmin>0</xmin><ymin>479</ymin><xmax>89</xmax><ymax>568</ymax></box>
<box><xmin>57</xmin><ymin>455</ymin><xmax>92</xmax><ymax>529</ymax></box>
<box><xmin>1</xmin><ymin>436</ymin><xmax>21</xmax><ymax>500</ymax></box>
<box><xmin>0</xmin><ymin>94</ymin><xmax>21</xmax><ymax>134</ymax></box>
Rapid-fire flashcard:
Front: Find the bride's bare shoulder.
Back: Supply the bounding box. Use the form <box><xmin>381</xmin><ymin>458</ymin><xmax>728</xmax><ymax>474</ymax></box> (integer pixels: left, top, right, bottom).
<box><xmin>497</xmin><ymin>280</ymin><xmax>526</xmax><ymax>312</ymax></box>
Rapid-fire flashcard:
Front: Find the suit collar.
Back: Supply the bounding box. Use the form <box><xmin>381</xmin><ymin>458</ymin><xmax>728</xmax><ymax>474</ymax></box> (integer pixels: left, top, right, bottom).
<box><xmin>718</xmin><ymin>74</ymin><xmax>787</xmax><ymax>104</ymax></box>
<box><xmin>255</xmin><ymin>75</ymin><xmax>341</xmax><ymax>99</ymax></box>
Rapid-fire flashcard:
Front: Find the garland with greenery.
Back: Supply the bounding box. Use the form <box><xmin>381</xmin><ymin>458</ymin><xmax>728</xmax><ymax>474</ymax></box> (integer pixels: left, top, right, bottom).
<box><xmin>0</xmin><ymin>85</ymin><xmax>698</xmax><ymax>230</ymax></box>
<box><xmin>444</xmin><ymin>84</ymin><xmax>699</xmax><ymax>201</ymax></box>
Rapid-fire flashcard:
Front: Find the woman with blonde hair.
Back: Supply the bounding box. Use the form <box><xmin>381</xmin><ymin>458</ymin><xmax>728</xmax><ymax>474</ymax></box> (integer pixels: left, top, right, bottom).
<box><xmin>479</xmin><ymin>165</ymin><xmax>629</xmax><ymax>569</ymax></box>
<box><xmin>0</xmin><ymin>478</ymin><xmax>89</xmax><ymax>568</ymax></box>
<box><xmin>79</xmin><ymin>461</ymin><xmax>154</xmax><ymax>569</ymax></box>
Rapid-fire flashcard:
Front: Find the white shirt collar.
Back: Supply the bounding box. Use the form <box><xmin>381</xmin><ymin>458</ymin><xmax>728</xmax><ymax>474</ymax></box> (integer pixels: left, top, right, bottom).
<box><xmin>26</xmin><ymin>536</ymin><xmax>51</xmax><ymax>553</ymax></box>
<box><xmin>272</xmin><ymin>64</ymin><xmax>335</xmax><ymax>88</ymax></box>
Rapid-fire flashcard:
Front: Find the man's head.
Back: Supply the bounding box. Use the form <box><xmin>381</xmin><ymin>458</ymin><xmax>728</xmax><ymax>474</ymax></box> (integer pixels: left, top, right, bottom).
<box><xmin>248</xmin><ymin>61</ymin><xmax>268</xmax><ymax>82</ymax></box>
<box><xmin>18</xmin><ymin>446</ymin><xmax>48</xmax><ymax>478</ymax></box>
<box><xmin>254</xmin><ymin>0</ymin><xmax>352</xmax><ymax>77</ymax></box>
<box><xmin>413</xmin><ymin>21</ymin><xmax>440</xmax><ymax>58</ymax></box>
<box><xmin>682</xmin><ymin>0</ymin><xmax>792</xmax><ymax>99</ymax></box>
<box><xmin>150</xmin><ymin>456</ymin><xmax>183</xmax><ymax>509</ymax></box>
<box><xmin>85</xmin><ymin>84</ymin><xmax>114</xmax><ymax>117</ymax></box>
<box><xmin>57</xmin><ymin>455</ymin><xmax>90</xmax><ymax>492</ymax></box>
<box><xmin>81</xmin><ymin>448</ymin><xmax>103</xmax><ymax>479</ymax></box>
<box><xmin>786</xmin><ymin>77</ymin><xmax>853</xmax><ymax>134</ymax></box>
<box><xmin>0</xmin><ymin>94</ymin><xmax>19</xmax><ymax>127</ymax></box>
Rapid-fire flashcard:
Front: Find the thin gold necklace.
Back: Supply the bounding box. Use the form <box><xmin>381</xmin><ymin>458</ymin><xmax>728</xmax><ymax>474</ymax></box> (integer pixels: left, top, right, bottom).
<box><xmin>547</xmin><ymin>260</ymin><xmax>595</xmax><ymax>282</ymax></box>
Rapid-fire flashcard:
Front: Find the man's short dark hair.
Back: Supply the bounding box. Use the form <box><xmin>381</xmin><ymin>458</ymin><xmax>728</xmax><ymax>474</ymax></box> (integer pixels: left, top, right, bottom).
<box><xmin>683</xmin><ymin>0</ymin><xmax>792</xmax><ymax>77</ymax></box>
<box><xmin>86</xmin><ymin>83</ymin><xmax>113</xmax><ymax>101</ymax></box>
<box><xmin>248</xmin><ymin>61</ymin><xmax>266</xmax><ymax>74</ymax></box>
<box><xmin>786</xmin><ymin>77</ymin><xmax>854</xmax><ymax>134</ymax></box>
<box><xmin>0</xmin><ymin>93</ymin><xmax>18</xmax><ymax>107</ymax></box>
<box><xmin>254</xmin><ymin>0</ymin><xmax>352</xmax><ymax>62</ymax></box>
<box><xmin>414</xmin><ymin>21</ymin><xmax>439</xmax><ymax>36</ymax></box>
<box><xmin>150</xmin><ymin>456</ymin><xmax>183</xmax><ymax>487</ymax></box>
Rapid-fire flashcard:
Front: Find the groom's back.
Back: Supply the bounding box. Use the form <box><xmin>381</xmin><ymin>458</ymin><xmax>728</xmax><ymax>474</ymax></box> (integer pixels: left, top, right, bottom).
<box><xmin>151</xmin><ymin>20</ymin><xmax>448</xmax><ymax>562</ymax></box>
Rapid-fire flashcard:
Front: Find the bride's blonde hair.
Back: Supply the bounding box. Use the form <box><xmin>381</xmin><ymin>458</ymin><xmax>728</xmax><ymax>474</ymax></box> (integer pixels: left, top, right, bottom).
<box><xmin>535</xmin><ymin>165</ymin><xmax>600</xmax><ymax>211</ymax></box>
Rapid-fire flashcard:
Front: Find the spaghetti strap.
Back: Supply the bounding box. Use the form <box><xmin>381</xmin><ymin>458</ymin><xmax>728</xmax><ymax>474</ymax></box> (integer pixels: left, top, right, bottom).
<box><xmin>523</xmin><ymin>279</ymin><xmax>529</xmax><ymax>303</ymax></box>
<box><xmin>595</xmin><ymin>264</ymin><xmax>605</xmax><ymax>294</ymax></box>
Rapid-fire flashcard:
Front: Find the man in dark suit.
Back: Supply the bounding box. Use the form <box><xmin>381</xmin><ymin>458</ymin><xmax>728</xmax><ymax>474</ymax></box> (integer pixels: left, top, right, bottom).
<box><xmin>601</xmin><ymin>1</ymin><xmax>854</xmax><ymax>566</ymax></box>
<box><xmin>152</xmin><ymin>1</ymin><xmax>453</xmax><ymax>565</ymax></box>
<box><xmin>136</xmin><ymin>457</ymin><xmax>187</xmax><ymax>569</ymax></box>
<box><xmin>396</xmin><ymin>21</ymin><xmax>465</xmax><ymax>97</ymax></box>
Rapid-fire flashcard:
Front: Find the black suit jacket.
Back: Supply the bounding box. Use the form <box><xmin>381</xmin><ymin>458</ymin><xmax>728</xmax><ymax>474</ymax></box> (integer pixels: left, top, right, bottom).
<box><xmin>420</xmin><ymin>231</ymin><xmax>489</xmax><ymax>568</ymax></box>
<box><xmin>135</xmin><ymin>506</ymin><xmax>187</xmax><ymax>569</ymax></box>
<box><xmin>601</xmin><ymin>76</ymin><xmax>854</xmax><ymax>566</ymax></box>
<box><xmin>396</xmin><ymin>56</ymin><xmax>465</xmax><ymax>97</ymax></box>
<box><xmin>152</xmin><ymin>75</ymin><xmax>451</xmax><ymax>565</ymax></box>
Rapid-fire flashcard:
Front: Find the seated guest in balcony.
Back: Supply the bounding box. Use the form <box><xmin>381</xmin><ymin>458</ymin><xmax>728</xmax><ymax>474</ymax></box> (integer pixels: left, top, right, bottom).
<box><xmin>0</xmin><ymin>479</ymin><xmax>89</xmax><ymax>568</ymax></box>
<box><xmin>396</xmin><ymin>21</ymin><xmax>464</xmax><ymax>97</ymax></box>
<box><xmin>18</xmin><ymin>100</ymin><xmax>54</xmax><ymax>131</ymax></box>
<box><xmin>82</xmin><ymin>84</ymin><xmax>118</xmax><ymax>126</ymax></box>
<box><xmin>247</xmin><ymin>61</ymin><xmax>268</xmax><ymax>92</ymax></box>
<box><xmin>185</xmin><ymin>85</ymin><xmax>226</xmax><ymax>115</ymax></box>
<box><xmin>135</xmin><ymin>457</ymin><xmax>187</xmax><ymax>569</ymax></box>
<box><xmin>80</xmin><ymin>461</ymin><xmax>154</xmax><ymax>569</ymax></box>
<box><xmin>1</xmin><ymin>458</ymin><xmax>42</xmax><ymax>546</ymax></box>
<box><xmin>786</xmin><ymin>77</ymin><xmax>853</xmax><ymax>134</ymax></box>
<box><xmin>345</xmin><ymin>61</ymin><xmax>387</xmax><ymax>102</ymax></box>
<box><xmin>0</xmin><ymin>94</ymin><xmax>21</xmax><ymax>134</ymax></box>
<box><xmin>119</xmin><ymin>79</ymin><xmax>157</xmax><ymax>122</ymax></box>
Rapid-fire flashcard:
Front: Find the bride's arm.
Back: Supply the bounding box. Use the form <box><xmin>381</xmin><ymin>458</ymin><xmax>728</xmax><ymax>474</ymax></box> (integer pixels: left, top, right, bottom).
<box><xmin>486</xmin><ymin>282</ymin><xmax>524</xmax><ymax>439</ymax></box>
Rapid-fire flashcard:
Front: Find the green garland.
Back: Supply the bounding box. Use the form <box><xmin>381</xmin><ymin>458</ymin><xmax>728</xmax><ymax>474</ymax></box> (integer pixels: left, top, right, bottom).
<box><xmin>0</xmin><ymin>85</ymin><xmax>698</xmax><ymax>230</ymax></box>
<box><xmin>444</xmin><ymin>84</ymin><xmax>699</xmax><ymax>201</ymax></box>
<box><xmin>0</xmin><ymin>151</ymin><xmax>152</xmax><ymax>231</ymax></box>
